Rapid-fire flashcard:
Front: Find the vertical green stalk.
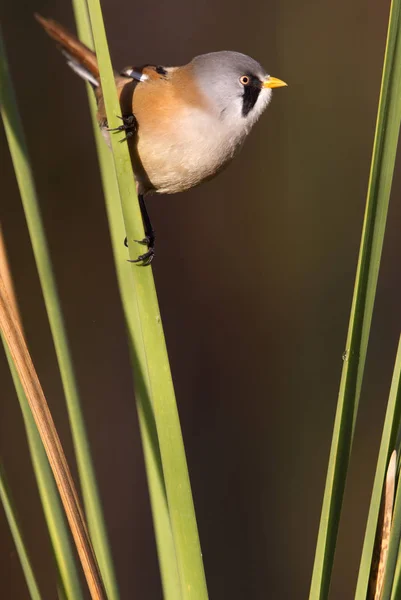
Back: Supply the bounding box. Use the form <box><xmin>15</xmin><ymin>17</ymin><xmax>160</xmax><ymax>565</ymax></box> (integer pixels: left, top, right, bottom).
<box><xmin>0</xmin><ymin>464</ymin><xmax>43</xmax><ymax>600</ymax></box>
<box><xmin>92</xmin><ymin>139</ymin><xmax>182</xmax><ymax>598</ymax></box>
<box><xmin>309</xmin><ymin>0</ymin><xmax>401</xmax><ymax>597</ymax></box>
<box><xmin>70</xmin><ymin>3</ymin><xmax>181</xmax><ymax>596</ymax></box>
<box><xmin>100</xmin><ymin>166</ymin><xmax>181</xmax><ymax>598</ymax></box>
<box><xmin>82</xmin><ymin>1</ymin><xmax>208</xmax><ymax>597</ymax></box>
<box><xmin>0</xmin><ymin>24</ymin><xmax>118</xmax><ymax>600</ymax></box>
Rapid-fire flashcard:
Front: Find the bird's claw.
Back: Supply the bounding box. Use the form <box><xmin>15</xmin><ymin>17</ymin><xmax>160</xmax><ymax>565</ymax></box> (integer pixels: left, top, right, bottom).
<box><xmin>135</xmin><ymin>236</ymin><xmax>153</xmax><ymax>246</ymax></box>
<box><xmin>129</xmin><ymin>248</ymin><xmax>155</xmax><ymax>265</ymax></box>
<box><xmin>108</xmin><ymin>114</ymin><xmax>137</xmax><ymax>142</ymax></box>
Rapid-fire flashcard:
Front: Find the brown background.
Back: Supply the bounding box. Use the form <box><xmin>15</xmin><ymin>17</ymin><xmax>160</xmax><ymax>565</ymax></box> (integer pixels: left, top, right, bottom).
<box><xmin>1</xmin><ymin>0</ymin><xmax>401</xmax><ymax>598</ymax></box>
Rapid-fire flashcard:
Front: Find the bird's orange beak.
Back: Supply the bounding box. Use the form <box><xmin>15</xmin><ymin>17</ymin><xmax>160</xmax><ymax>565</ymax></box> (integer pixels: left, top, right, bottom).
<box><xmin>263</xmin><ymin>76</ymin><xmax>288</xmax><ymax>89</ymax></box>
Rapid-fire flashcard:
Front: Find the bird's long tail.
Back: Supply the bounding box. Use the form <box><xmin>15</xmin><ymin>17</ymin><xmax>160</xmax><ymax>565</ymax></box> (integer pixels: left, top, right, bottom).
<box><xmin>35</xmin><ymin>14</ymin><xmax>101</xmax><ymax>88</ymax></box>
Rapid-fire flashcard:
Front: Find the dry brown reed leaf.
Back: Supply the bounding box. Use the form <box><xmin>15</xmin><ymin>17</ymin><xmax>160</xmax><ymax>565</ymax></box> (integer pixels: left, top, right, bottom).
<box><xmin>0</xmin><ymin>271</ymin><xmax>107</xmax><ymax>600</ymax></box>
<box><xmin>368</xmin><ymin>450</ymin><xmax>396</xmax><ymax>600</ymax></box>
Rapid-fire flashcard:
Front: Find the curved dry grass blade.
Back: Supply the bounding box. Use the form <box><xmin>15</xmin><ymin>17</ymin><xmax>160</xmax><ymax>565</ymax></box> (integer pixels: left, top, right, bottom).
<box><xmin>367</xmin><ymin>450</ymin><xmax>397</xmax><ymax>599</ymax></box>
<box><xmin>0</xmin><ymin>24</ymin><xmax>116</xmax><ymax>598</ymax></box>
<box><xmin>0</xmin><ymin>275</ymin><xmax>106</xmax><ymax>600</ymax></box>
<box><xmin>0</xmin><ymin>227</ymin><xmax>84</xmax><ymax>600</ymax></box>
<box><xmin>380</xmin><ymin>458</ymin><xmax>401</xmax><ymax>600</ymax></box>
<box><xmin>0</xmin><ymin>226</ymin><xmax>18</xmax><ymax>309</ymax></box>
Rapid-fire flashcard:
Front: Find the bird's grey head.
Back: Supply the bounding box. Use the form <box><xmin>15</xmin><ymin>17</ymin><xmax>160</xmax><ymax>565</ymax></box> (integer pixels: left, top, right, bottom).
<box><xmin>191</xmin><ymin>51</ymin><xmax>286</xmax><ymax>132</ymax></box>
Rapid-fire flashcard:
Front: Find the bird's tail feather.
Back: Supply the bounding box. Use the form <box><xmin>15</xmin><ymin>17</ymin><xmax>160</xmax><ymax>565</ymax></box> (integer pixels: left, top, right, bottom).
<box><xmin>35</xmin><ymin>14</ymin><xmax>100</xmax><ymax>87</ymax></box>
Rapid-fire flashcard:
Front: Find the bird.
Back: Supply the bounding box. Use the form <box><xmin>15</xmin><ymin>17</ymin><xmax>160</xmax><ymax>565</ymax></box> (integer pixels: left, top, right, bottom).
<box><xmin>35</xmin><ymin>15</ymin><xmax>287</xmax><ymax>264</ymax></box>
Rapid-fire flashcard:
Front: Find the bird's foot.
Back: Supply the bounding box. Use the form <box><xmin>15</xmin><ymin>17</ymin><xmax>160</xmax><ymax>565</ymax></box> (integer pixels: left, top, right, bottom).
<box><xmin>125</xmin><ymin>232</ymin><xmax>155</xmax><ymax>266</ymax></box>
<box><xmin>108</xmin><ymin>114</ymin><xmax>137</xmax><ymax>142</ymax></box>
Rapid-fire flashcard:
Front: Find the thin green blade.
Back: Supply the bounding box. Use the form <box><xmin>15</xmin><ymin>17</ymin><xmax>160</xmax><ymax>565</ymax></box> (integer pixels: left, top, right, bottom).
<box><xmin>309</xmin><ymin>0</ymin><xmax>401</xmax><ymax>596</ymax></box>
<box><xmin>355</xmin><ymin>336</ymin><xmax>401</xmax><ymax>598</ymax></box>
<box><xmin>82</xmin><ymin>1</ymin><xmax>208</xmax><ymax>596</ymax></box>
<box><xmin>0</xmin><ymin>464</ymin><xmax>43</xmax><ymax>600</ymax></box>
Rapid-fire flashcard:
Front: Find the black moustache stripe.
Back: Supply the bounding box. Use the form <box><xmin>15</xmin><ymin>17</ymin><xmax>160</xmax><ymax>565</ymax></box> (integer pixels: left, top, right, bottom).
<box><xmin>242</xmin><ymin>84</ymin><xmax>261</xmax><ymax>117</ymax></box>
<box><xmin>241</xmin><ymin>74</ymin><xmax>263</xmax><ymax>117</ymax></box>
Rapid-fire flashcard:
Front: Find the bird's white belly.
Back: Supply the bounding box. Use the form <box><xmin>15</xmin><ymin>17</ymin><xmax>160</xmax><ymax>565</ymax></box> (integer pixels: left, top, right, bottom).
<box><xmin>136</xmin><ymin>109</ymin><xmax>245</xmax><ymax>195</ymax></box>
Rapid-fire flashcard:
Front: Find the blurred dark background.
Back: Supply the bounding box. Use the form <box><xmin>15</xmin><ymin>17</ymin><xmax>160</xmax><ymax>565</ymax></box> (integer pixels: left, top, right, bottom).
<box><xmin>1</xmin><ymin>0</ymin><xmax>400</xmax><ymax>598</ymax></box>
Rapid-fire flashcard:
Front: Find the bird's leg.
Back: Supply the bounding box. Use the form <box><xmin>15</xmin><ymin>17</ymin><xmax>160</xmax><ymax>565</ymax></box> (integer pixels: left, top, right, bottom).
<box><xmin>107</xmin><ymin>114</ymin><xmax>137</xmax><ymax>142</ymax></box>
<box><xmin>127</xmin><ymin>194</ymin><xmax>156</xmax><ymax>265</ymax></box>
<box><xmin>136</xmin><ymin>195</ymin><xmax>155</xmax><ymax>247</ymax></box>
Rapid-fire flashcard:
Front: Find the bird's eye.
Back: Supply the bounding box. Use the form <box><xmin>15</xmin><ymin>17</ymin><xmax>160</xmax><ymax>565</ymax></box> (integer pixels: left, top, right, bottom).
<box><xmin>240</xmin><ymin>75</ymin><xmax>250</xmax><ymax>85</ymax></box>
